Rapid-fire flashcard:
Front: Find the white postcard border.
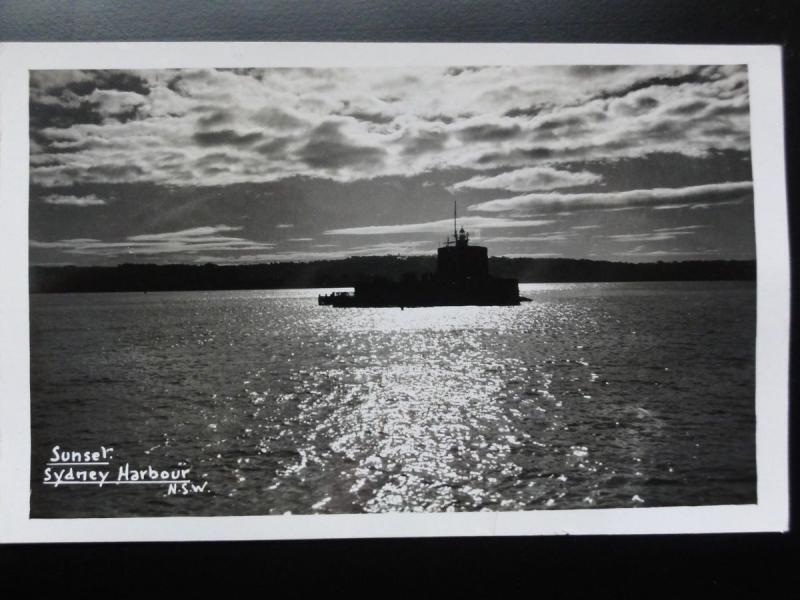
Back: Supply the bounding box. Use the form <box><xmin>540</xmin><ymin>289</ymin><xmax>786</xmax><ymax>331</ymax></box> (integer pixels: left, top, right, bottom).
<box><xmin>0</xmin><ymin>42</ymin><xmax>789</xmax><ymax>542</ymax></box>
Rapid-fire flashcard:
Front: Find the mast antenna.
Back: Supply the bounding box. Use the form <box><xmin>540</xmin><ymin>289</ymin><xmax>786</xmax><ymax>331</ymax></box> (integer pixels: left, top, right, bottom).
<box><xmin>453</xmin><ymin>200</ymin><xmax>457</xmax><ymax>238</ymax></box>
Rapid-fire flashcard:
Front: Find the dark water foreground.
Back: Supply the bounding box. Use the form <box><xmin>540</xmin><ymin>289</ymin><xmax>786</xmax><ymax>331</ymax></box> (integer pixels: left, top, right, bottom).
<box><xmin>29</xmin><ymin>282</ymin><xmax>756</xmax><ymax>517</ymax></box>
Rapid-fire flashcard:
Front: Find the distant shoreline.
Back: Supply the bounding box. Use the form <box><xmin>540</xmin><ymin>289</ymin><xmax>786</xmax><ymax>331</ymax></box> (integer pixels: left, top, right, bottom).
<box><xmin>29</xmin><ymin>256</ymin><xmax>756</xmax><ymax>294</ymax></box>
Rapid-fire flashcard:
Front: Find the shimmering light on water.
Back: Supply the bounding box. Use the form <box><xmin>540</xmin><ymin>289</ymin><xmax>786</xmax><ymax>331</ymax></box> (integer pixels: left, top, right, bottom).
<box><xmin>30</xmin><ymin>282</ymin><xmax>756</xmax><ymax>517</ymax></box>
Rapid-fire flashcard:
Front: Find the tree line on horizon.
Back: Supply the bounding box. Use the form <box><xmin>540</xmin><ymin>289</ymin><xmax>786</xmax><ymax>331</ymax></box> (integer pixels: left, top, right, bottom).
<box><xmin>29</xmin><ymin>256</ymin><xmax>756</xmax><ymax>293</ymax></box>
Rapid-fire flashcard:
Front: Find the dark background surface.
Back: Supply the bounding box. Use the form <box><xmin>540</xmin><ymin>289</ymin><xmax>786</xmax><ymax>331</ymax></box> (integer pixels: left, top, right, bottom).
<box><xmin>0</xmin><ymin>0</ymin><xmax>795</xmax><ymax>44</ymax></box>
<box><xmin>1</xmin><ymin>0</ymin><xmax>797</xmax><ymax>594</ymax></box>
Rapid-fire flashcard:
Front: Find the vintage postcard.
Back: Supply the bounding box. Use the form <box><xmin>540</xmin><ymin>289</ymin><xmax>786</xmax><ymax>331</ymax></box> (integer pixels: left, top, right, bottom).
<box><xmin>0</xmin><ymin>42</ymin><xmax>789</xmax><ymax>542</ymax></box>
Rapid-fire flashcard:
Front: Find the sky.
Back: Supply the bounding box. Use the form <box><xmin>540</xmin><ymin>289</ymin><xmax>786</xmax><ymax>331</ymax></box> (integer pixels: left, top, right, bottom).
<box><xmin>29</xmin><ymin>65</ymin><xmax>755</xmax><ymax>266</ymax></box>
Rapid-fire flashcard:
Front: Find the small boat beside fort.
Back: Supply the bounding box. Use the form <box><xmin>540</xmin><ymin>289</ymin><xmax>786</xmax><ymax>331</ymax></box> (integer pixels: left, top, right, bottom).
<box><xmin>319</xmin><ymin>208</ymin><xmax>530</xmax><ymax>308</ymax></box>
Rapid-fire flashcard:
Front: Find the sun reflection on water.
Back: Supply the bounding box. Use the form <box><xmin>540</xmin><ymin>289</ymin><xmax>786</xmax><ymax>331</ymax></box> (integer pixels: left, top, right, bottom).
<box><xmin>258</xmin><ymin>303</ymin><xmax>580</xmax><ymax>512</ymax></box>
<box><xmin>29</xmin><ymin>283</ymin><xmax>758</xmax><ymax>517</ymax></box>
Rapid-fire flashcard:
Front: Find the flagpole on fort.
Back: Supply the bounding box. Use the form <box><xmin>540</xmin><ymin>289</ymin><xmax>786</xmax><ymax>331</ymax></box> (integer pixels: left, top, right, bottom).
<box><xmin>453</xmin><ymin>200</ymin><xmax>457</xmax><ymax>239</ymax></box>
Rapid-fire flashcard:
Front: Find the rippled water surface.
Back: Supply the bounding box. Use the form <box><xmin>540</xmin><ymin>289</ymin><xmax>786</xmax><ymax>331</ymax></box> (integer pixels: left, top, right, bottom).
<box><xmin>30</xmin><ymin>282</ymin><xmax>756</xmax><ymax>517</ymax></box>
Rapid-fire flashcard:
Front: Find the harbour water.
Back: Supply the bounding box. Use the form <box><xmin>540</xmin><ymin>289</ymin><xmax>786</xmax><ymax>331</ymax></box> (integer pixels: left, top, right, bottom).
<box><xmin>29</xmin><ymin>281</ymin><xmax>757</xmax><ymax>517</ymax></box>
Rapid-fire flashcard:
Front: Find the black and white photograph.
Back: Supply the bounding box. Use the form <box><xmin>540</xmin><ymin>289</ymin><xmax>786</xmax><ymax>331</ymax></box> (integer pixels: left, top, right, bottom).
<box><xmin>0</xmin><ymin>42</ymin><xmax>789</xmax><ymax>539</ymax></box>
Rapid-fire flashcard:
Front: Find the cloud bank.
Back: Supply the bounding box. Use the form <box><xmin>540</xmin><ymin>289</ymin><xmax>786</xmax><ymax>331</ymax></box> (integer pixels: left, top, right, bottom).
<box><xmin>324</xmin><ymin>216</ymin><xmax>555</xmax><ymax>236</ymax></box>
<box><xmin>43</xmin><ymin>194</ymin><xmax>107</xmax><ymax>206</ymax></box>
<box><xmin>469</xmin><ymin>181</ymin><xmax>752</xmax><ymax>213</ymax></box>
<box><xmin>30</xmin><ymin>225</ymin><xmax>273</xmax><ymax>258</ymax></box>
<box><xmin>30</xmin><ymin>65</ymin><xmax>751</xmax><ymax>189</ymax></box>
<box><xmin>449</xmin><ymin>167</ymin><xmax>602</xmax><ymax>193</ymax></box>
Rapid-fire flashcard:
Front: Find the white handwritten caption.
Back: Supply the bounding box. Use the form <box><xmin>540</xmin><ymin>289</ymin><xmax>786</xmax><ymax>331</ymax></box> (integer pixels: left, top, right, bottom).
<box><xmin>43</xmin><ymin>445</ymin><xmax>209</xmax><ymax>496</ymax></box>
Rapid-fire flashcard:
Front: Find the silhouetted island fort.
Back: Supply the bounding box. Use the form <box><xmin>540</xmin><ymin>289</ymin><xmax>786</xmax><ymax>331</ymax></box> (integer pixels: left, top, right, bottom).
<box><xmin>319</xmin><ymin>220</ymin><xmax>529</xmax><ymax>307</ymax></box>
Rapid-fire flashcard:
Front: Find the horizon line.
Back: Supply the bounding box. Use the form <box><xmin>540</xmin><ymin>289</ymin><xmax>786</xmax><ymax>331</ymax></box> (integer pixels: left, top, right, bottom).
<box><xmin>29</xmin><ymin>255</ymin><xmax>758</xmax><ymax>268</ymax></box>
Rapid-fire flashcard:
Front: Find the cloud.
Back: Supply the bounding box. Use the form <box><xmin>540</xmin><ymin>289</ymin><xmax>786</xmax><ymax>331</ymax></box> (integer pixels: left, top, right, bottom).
<box><xmin>127</xmin><ymin>225</ymin><xmax>243</xmax><ymax>241</ymax></box>
<box><xmin>503</xmin><ymin>104</ymin><xmax>547</xmax><ymax>118</ymax></box>
<box><xmin>343</xmin><ymin>110</ymin><xmax>395</xmax><ymax>125</ymax></box>
<box><xmin>30</xmin><ymin>238</ymin><xmax>100</xmax><ymax>248</ymax></box>
<box><xmin>324</xmin><ymin>216</ymin><xmax>555</xmax><ymax>236</ymax></box>
<box><xmin>456</xmin><ymin>122</ymin><xmax>521</xmax><ymax>142</ymax></box>
<box><xmin>450</xmin><ymin>166</ymin><xmax>602</xmax><ymax>193</ymax></box>
<box><xmin>615</xmin><ymin>247</ymin><xmax>722</xmax><ymax>257</ymax></box>
<box><xmin>296</xmin><ymin>120</ymin><xmax>387</xmax><ymax>171</ymax></box>
<box><xmin>689</xmin><ymin>199</ymin><xmax>745</xmax><ymax>210</ymax></box>
<box><xmin>534</xmin><ymin>114</ymin><xmax>588</xmax><ymax>133</ymax></box>
<box><xmin>607</xmin><ymin>225</ymin><xmax>709</xmax><ymax>244</ymax></box>
<box><xmin>483</xmin><ymin>233</ymin><xmax>572</xmax><ymax>243</ymax></box>
<box><xmin>470</xmin><ymin>181</ymin><xmax>753</xmax><ymax>213</ymax></box>
<box><xmin>298</xmin><ymin>139</ymin><xmax>386</xmax><ymax>170</ymax></box>
<box><xmin>653</xmin><ymin>225</ymin><xmax>708</xmax><ymax>232</ymax></box>
<box><xmin>251</xmin><ymin>106</ymin><xmax>308</xmax><ymax>130</ymax></box>
<box><xmin>197</xmin><ymin>109</ymin><xmax>233</xmax><ymax>128</ymax></box>
<box><xmin>651</xmin><ymin>204</ymin><xmax>691</xmax><ymax>211</ymax></box>
<box><xmin>666</xmin><ymin>100</ymin><xmax>709</xmax><ymax>116</ymax></box>
<box><xmin>607</xmin><ymin>232</ymin><xmax>698</xmax><ymax>243</ymax></box>
<box><xmin>42</xmin><ymin>194</ymin><xmax>107</xmax><ymax>206</ymax></box>
<box><xmin>29</xmin><ymin>65</ymin><xmax>752</xmax><ymax>189</ymax></box>
<box><xmin>30</xmin><ymin>70</ymin><xmax>152</xmax><ymax>131</ymax></box>
<box><xmin>400</xmin><ymin>128</ymin><xmax>449</xmax><ymax>155</ymax></box>
<box><xmin>30</xmin><ymin>224</ymin><xmax>275</xmax><ymax>258</ymax></box>
<box><xmin>255</xmin><ymin>137</ymin><xmax>294</xmax><ymax>156</ymax></box>
<box><xmin>193</xmin><ymin>129</ymin><xmax>263</xmax><ymax>147</ymax></box>
<box><xmin>88</xmin><ymin>89</ymin><xmax>148</xmax><ymax>120</ymax></box>
<box><xmin>588</xmin><ymin>68</ymin><xmax>713</xmax><ymax>101</ymax></box>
